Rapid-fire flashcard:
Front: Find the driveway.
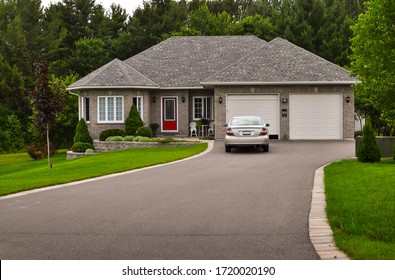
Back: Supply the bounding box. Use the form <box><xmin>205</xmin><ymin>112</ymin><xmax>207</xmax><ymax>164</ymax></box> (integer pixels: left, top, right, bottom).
<box><xmin>0</xmin><ymin>140</ymin><xmax>354</xmax><ymax>259</ymax></box>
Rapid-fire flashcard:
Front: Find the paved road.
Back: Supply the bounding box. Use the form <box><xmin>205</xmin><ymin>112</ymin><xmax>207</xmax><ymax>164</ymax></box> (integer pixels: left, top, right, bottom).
<box><xmin>0</xmin><ymin>140</ymin><xmax>354</xmax><ymax>259</ymax></box>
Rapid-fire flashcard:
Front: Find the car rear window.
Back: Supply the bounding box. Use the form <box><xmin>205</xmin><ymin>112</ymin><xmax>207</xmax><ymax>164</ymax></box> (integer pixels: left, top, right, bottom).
<box><xmin>230</xmin><ymin>117</ymin><xmax>263</xmax><ymax>126</ymax></box>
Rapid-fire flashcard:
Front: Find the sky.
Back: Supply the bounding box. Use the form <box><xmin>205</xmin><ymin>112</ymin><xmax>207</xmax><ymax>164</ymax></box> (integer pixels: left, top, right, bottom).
<box><xmin>41</xmin><ymin>0</ymin><xmax>145</xmax><ymax>16</ymax></box>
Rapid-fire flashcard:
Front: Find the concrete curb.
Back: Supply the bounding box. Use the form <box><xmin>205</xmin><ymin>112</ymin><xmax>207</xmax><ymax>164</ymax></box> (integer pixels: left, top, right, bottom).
<box><xmin>309</xmin><ymin>164</ymin><xmax>349</xmax><ymax>260</ymax></box>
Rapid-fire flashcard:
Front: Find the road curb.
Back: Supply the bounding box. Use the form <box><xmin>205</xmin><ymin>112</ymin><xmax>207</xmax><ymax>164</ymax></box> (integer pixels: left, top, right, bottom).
<box><xmin>309</xmin><ymin>164</ymin><xmax>349</xmax><ymax>260</ymax></box>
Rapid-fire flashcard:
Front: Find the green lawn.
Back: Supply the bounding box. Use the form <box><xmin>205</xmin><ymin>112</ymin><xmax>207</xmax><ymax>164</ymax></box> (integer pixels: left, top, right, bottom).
<box><xmin>324</xmin><ymin>159</ymin><xmax>395</xmax><ymax>259</ymax></box>
<box><xmin>0</xmin><ymin>143</ymin><xmax>208</xmax><ymax>196</ymax></box>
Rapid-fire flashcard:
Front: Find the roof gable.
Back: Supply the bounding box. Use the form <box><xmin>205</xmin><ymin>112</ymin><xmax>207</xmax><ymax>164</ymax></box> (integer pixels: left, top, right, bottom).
<box><xmin>68</xmin><ymin>58</ymin><xmax>159</xmax><ymax>90</ymax></box>
<box><xmin>125</xmin><ymin>36</ymin><xmax>266</xmax><ymax>88</ymax></box>
<box><xmin>202</xmin><ymin>37</ymin><xmax>357</xmax><ymax>86</ymax></box>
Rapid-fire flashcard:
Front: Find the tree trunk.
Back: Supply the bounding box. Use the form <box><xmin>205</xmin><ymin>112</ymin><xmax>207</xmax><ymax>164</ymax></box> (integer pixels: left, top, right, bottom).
<box><xmin>47</xmin><ymin>125</ymin><xmax>51</xmax><ymax>169</ymax></box>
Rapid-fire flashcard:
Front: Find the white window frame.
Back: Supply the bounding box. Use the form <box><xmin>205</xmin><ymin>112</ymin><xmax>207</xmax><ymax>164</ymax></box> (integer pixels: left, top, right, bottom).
<box><xmin>193</xmin><ymin>96</ymin><xmax>213</xmax><ymax>120</ymax></box>
<box><xmin>97</xmin><ymin>96</ymin><xmax>124</xmax><ymax>123</ymax></box>
<box><xmin>132</xmin><ymin>96</ymin><xmax>144</xmax><ymax>121</ymax></box>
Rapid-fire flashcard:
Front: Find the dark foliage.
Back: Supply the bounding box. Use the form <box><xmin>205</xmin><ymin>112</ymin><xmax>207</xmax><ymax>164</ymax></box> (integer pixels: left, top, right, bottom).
<box><xmin>357</xmin><ymin>120</ymin><xmax>381</xmax><ymax>162</ymax></box>
<box><xmin>136</xmin><ymin>126</ymin><xmax>153</xmax><ymax>138</ymax></box>
<box><xmin>27</xmin><ymin>143</ymin><xmax>57</xmax><ymax>160</ymax></box>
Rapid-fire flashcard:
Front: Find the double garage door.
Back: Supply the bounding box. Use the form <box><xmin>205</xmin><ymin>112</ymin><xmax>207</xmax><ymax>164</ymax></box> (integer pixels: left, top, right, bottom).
<box><xmin>226</xmin><ymin>93</ymin><xmax>342</xmax><ymax>140</ymax></box>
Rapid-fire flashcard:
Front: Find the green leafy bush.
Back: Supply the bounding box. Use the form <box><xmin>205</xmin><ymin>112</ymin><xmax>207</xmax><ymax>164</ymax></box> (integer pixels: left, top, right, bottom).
<box><xmin>0</xmin><ymin>114</ymin><xmax>25</xmax><ymax>153</ymax></box>
<box><xmin>99</xmin><ymin>129</ymin><xmax>126</xmax><ymax>141</ymax></box>
<box><xmin>357</xmin><ymin>120</ymin><xmax>381</xmax><ymax>162</ymax></box>
<box><xmin>125</xmin><ymin>105</ymin><xmax>143</xmax><ymax>135</ymax></box>
<box><xmin>133</xmin><ymin>136</ymin><xmax>152</xmax><ymax>142</ymax></box>
<box><xmin>73</xmin><ymin>118</ymin><xmax>92</xmax><ymax>144</ymax></box>
<box><xmin>27</xmin><ymin>143</ymin><xmax>57</xmax><ymax>160</ymax></box>
<box><xmin>71</xmin><ymin>142</ymin><xmax>94</xmax><ymax>152</ymax></box>
<box><xmin>85</xmin><ymin>149</ymin><xmax>96</xmax><ymax>155</ymax></box>
<box><xmin>123</xmin><ymin>136</ymin><xmax>135</xmax><ymax>142</ymax></box>
<box><xmin>136</xmin><ymin>126</ymin><xmax>152</xmax><ymax>138</ymax></box>
<box><xmin>105</xmin><ymin>136</ymin><xmax>124</xmax><ymax>141</ymax></box>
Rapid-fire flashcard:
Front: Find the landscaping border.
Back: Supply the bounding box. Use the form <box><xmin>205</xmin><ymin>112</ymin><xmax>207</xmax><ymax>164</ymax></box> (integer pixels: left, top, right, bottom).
<box><xmin>93</xmin><ymin>139</ymin><xmax>202</xmax><ymax>152</ymax></box>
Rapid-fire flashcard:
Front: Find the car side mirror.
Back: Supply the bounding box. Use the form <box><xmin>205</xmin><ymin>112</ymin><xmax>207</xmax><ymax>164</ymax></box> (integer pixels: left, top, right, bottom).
<box><xmin>266</xmin><ymin>123</ymin><xmax>270</xmax><ymax>127</ymax></box>
<box><xmin>224</xmin><ymin>124</ymin><xmax>228</xmax><ymax>127</ymax></box>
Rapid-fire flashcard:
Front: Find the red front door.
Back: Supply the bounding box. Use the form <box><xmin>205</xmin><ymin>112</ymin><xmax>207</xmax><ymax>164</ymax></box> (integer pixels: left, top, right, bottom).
<box><xmin>162</xmin><ymin>97</ymin><xmax>178</xmax><ymax>131</ymax></box>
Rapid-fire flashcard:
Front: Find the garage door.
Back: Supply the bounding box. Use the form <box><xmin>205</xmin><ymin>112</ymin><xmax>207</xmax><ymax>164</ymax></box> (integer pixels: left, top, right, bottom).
<box><xmin>289</xmin><ymin>93</ymin><xmax>342</xmax><ymax>140</ymax></box>
<box><xmin>227</xmin><ymin>94</ymin><xmax>279</xmax><ymax>136</ymax></box>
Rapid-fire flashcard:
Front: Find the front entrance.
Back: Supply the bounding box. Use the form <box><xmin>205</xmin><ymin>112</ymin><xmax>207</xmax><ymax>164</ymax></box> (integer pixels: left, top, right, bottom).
<box><xmin>162</xmin><ymin>97</ymin><xmax>178</xmax><ymax>132</ymax></box>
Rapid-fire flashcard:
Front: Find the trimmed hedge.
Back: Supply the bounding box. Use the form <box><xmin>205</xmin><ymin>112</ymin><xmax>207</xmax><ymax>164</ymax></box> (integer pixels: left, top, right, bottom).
<box><xmin>136</xmin><ymin>126</ymin><xmax>152</xmax><ymax>138</ymax></box>
<box><xmin>105</xmin><ymin>136</ymin><xmax>124</xmax><ymax>141</ymax></box>
<box><xmin>71</xmin><ymin>142</ymin><xmax>94</xmax><ymax>153</ymax></box>
<box><xmin>123</xmin><ymin>136</ymin><xmax>135</xmax><ymax>142</ymax></box>
<box><xmin>99</xmin><ymin>129</ymin><xmax>126</xmax><ymax>141</ymax></box>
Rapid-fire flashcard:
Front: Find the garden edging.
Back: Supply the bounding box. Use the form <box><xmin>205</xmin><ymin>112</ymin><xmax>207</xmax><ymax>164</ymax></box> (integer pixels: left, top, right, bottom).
<box><xmin>93</xmin><ymin>139</ymin><xmax>202</xmax><ymax>152</ymax></box>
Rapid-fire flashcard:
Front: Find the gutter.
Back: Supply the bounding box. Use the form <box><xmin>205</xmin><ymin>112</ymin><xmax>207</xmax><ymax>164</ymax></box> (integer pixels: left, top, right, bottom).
<box><xmin>200</xmin><ymin>81</ymin><xmax>357</xmax><ymax>88</ymax></box>
<box><xmin>68</xmin><ymin>90</ymin><xmax>80</xmax><ymax>120</ymax></box>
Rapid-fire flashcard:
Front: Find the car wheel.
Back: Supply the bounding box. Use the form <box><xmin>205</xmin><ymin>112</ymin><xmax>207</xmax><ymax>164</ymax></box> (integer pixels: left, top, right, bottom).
<box><xmin>262</xmin><ymin>144</ymin><xmax>269</xmax><ymax>152</ymax></box>
<box><xmin>225</xmin><ymin>146</ymin><xmax>232</xmax><ymax>153</ymax></box>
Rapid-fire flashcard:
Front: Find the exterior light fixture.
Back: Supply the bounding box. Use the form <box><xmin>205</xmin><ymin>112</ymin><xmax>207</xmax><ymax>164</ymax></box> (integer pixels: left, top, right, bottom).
<box><xmin>152</xmin><ymin>96</ymin><xmax>156</xmax><ymax>103</ymax></box>
<box><xmin>181</xmin><ymin>96</ymin><xmax>185</xmax><ymax>103</ymax></box>
<box><xmin>346</xmin><ymin>96</ymin><xmax>350</xmax><ymax>103</ymax></box>
<box><xmin>219</xmin><ymin>97</ymin><xmax>223</xmax><ymax>104</ymax></box>
<box><xmin>281</xmin><ymin>98</ymin><xmax>288</xmax><ymax>104</ymax></box>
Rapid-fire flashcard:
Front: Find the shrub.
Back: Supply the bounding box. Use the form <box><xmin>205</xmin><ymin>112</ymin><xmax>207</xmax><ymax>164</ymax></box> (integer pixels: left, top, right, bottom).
<box><xmin>357</xmin><ymin>119</ymin><xmax>381</xmax><ymax>162</ymax></box>
<box><xmin>99</xmin><ymin>129</ymin><xmax>126</xmax><ymax>141</ymax></box>
<box><xmin>71</xmin><ymin>142</ymin><xmax>94</xmax><ymax>152</ymax></box>
<box><xmin>0</xmin><ymin>114</ymin><xmax>25</xmax><ymax>153</ymax></box>
<box><xmin>133</xmin><ymin>136</ymin><xmax>152</xmax><ymax>142</ymax></box>
<box><xmin>105</xmin><ymin>136</ymin><xmax>124</xmax><ymax>141</ymax></box>
<box><xmin>27</xmin><ymin>143</ymin><xmax>57</xmax><ymax>160</ymax></box>
<box><xmin>73</xmin><ymin>118</ymin><xmax>93</xmax><ymax>144</ymax></box>
<box><xmin>123</xmin><ymin>136</ymin><xmax>135</xmax><ymax>142</ymax></box>
<box><xmin>125</xmin><ymin>105</ymin><xmax>143</xmax><ymax>135</ymax></box>
<box><xmin>136</xmin><ymin>126</ymin><xmax>152</xmax><ymax>138</ymax></box>
<box><xmin>393</xmin><ymin>143</ymin><xmax>395</xmax><ymax>161</ymax></box>
<box><xmin>85</xmin><ymin>148</ymin><xmax>96</xmax><ymax>155</ymax></box>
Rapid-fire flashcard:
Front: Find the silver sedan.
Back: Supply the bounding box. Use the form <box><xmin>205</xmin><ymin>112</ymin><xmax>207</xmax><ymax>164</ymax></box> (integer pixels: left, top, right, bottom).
<box><xmin>224</xmin><ymin>116</ymin><xmax>270</xmax><ymax>153</ymax></box>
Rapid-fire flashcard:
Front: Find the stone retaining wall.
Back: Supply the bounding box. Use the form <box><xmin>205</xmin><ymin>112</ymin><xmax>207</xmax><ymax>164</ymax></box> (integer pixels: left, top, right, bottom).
<box><xmin>93</xmin><ymin>140</ymin><xmax>201</xmax><ymax>152</ymax></box>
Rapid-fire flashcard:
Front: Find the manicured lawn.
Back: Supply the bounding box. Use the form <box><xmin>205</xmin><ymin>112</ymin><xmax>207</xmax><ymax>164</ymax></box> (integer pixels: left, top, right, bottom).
<box><xmin>324</xmin><ymin>159</ymin><xmax>395</xmax><ymax>259</ymax></box>
<box><xmin>0</xmin><ymin>143</ymin><xmax>208</xmax><ymax>196</ymax></box>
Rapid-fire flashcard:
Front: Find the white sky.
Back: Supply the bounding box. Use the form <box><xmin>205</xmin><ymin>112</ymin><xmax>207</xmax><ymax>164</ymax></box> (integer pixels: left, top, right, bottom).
<box><xmin>41</xmin><ymin>0</ymin><xmax>145</xmax><ymax>16</ymax></box>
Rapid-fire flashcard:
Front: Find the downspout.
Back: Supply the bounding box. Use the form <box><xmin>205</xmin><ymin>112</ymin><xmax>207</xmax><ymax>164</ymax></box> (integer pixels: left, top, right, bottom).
<box><xmin>68</xmin><ymin>90</ymin><xmax>80</xmax><ymax>120</ymax></box>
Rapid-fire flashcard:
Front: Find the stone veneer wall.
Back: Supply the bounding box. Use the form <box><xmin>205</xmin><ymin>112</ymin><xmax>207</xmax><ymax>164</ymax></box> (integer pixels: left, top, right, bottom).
<box><xmin>214</xmin><ymin>85</ymin><xmax>355</xmax><ymax>140</ymax></box>
<box><xmin>94</xmin><ymin>140</ymin><xmax>201</xmax><ymax>152</ymax></box>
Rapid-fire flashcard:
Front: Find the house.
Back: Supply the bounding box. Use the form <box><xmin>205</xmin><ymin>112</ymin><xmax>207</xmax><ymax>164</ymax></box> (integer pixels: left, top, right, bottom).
<box><xmin>67</xmin><ymin>36</ymin><xmax>357</xmax><ymax>140</ymax></box>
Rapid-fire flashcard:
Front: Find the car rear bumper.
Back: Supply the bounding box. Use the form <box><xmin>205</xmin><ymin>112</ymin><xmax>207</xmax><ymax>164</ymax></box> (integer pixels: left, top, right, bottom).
<box><xmin>225</xmin><ymin>136</ymin><xmax>269</xmax><ymax>147</ymax></box>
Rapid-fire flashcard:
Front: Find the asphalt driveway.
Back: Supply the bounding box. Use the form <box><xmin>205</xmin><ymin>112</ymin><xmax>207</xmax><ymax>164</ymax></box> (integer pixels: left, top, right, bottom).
<box><xmin>0</xmin><ymin>140</ymin><xmax>354</xmax><ymax>259</ymax></box>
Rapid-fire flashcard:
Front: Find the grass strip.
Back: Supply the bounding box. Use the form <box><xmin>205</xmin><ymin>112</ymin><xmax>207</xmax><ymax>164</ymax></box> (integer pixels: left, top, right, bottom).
<box><xmin>0</xmin><ymin>143</ymin><xmax>207</xmax><ymax>196</ymax></box>
<box><xmin>324</xmin><ymin>159</ymin><xmax>395</xmax><ymax>259</ymax></box>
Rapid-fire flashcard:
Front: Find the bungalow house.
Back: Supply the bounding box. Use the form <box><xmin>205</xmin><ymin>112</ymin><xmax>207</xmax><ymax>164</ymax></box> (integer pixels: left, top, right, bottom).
<box><xmin>67</xmin><ymin>36</ymin><xmax>357</xmax><ymax>140</ymax></box>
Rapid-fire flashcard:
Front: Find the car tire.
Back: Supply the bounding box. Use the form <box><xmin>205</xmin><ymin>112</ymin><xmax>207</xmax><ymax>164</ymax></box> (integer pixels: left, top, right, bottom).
<box><xmin>225</xmin><ymin>146</ymin><xmax>232</xmax><ymax>153</ymax></box>
<box><xmin>262</xmin><ymin>145</ymin><xmax>269</xmax><ymax>152</ymax></box>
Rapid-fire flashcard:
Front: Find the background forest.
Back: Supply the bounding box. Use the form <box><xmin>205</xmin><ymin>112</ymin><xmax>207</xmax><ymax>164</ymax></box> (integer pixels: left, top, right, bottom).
<box><xmin>0</xmin><ymin>0</ymin><xmax>387</xmax><ymax>153</ymax></box>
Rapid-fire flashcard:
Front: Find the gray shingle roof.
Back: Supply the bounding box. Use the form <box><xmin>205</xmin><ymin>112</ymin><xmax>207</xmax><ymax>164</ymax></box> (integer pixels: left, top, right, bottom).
<box><xmin>202</xmin><ymin>37</ymin><xmax>356</xmax><ymax>86</ymax></box>
<box><xmin>68</xmin><ymin>58</ymin><xmax>159</xmax><ymax>90</ymax></box>
<box><xmin>125</xmin><ymin>36</ymin><xmax>266</xmax><ymax>88</ymax></box>
<box><xmin>68</xmin><ymin>36</ymin><xmax>356</xmax><ymax>90</ymax></box>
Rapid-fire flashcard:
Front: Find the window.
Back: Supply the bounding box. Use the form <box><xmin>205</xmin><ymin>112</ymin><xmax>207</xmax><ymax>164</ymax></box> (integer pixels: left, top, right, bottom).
<box><xmin>132</xmin><ymin>96</ymin><xmax>144</xmax><ymax>120</ymax></box>
<box><xmin>82</xmin><ymin>97</ymin><xmax>90</xmax><ymax>122</ymax></box>
<box><xmin>193</xmin><ymin>97</ymin><xmax>212</xmax><ymax>120</ymax></box>
<box><xmin>164</xmin><ymin>99</ymin><xmax>176</xmax><ymax>121</ymax></box>
<box><xmin>98</xmin><ymin>96</ymin><xmax>124</xmax><ymax>123</ymax></box>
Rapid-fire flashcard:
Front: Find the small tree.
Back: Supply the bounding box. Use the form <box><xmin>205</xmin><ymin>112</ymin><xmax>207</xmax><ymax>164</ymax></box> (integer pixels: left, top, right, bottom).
<box><xmin>357</xmin><ymin>119</ymin><xmax>381</xmax><ymax>163</ymax></box>
<box><xmin>125</xmin><ymin>105</ymin><xmax>143</xmax><ymax>135</ymax></box>
<box><xmin>30</xmin><ymin>62</ymin><xmax>66</xmax><ymax>168</ymax></box>
<box><xmin>73</xmin><ymin>118</ymin><xmax>93</xmax><ymax>144</ymax></box>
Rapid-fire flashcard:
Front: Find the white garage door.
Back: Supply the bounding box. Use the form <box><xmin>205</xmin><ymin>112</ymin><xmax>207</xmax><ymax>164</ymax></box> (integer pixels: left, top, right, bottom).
<box><xmin>289</xmin><ymin>93</ymin><xmax>342</xmax><ymax>140</ymax></box>
<box><xmin>227</xmin><ymin>94</ymin><xmax>279</xmax><ymax>136</ymax></box>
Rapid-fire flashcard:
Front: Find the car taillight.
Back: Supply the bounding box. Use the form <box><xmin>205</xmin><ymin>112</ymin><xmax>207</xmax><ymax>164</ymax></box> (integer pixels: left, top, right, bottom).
<box><xmin>226</xmin><ymin>128</ymin><xmax>234</xmax><ymax>136</ymax></box>
<box><xmin>259</xmin><ymin>128</ymin><xmax>268</xmax><ymax>136</ymax></box>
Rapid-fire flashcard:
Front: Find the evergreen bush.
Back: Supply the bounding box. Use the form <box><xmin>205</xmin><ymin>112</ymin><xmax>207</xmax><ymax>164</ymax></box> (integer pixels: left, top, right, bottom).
<box><xmin>136</xmin><ymin>126</ymin><xmax>152</xmax><ymax>138</ymax></box>
<box><xmin>99</xmin><ymin>129</ymin><xmax>126</xmax><ymax>141</ymax></box>
<box><xmin>73</xmin><ymin>118</ymin><xmax>93</xmax><ymax>144</ymax></box>
<box><xmin>133</xmin><ymin>136</ymin><xmax>152</xmax><ymax>142</ymax></box>
<box><xmin>71</xmin><ymin>142</ymin><xmax>94</xmax><ymax>152</ymax></box>
<box><xmin>125</xmin><ymin>105</ymin><xmax>143</xmax><ymax>135</ymax></box>
<box><xmin>357</xmin><ymin>119</ymin><xmax>381</xmax><ymax>162</ymax></box>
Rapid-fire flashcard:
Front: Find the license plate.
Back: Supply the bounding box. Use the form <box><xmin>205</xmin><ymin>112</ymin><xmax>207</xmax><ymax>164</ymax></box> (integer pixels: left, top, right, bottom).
<box><xmin>242</xmin><ymin>131</ymin><xmax>251</xmax><ymax>136</ymax></box>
